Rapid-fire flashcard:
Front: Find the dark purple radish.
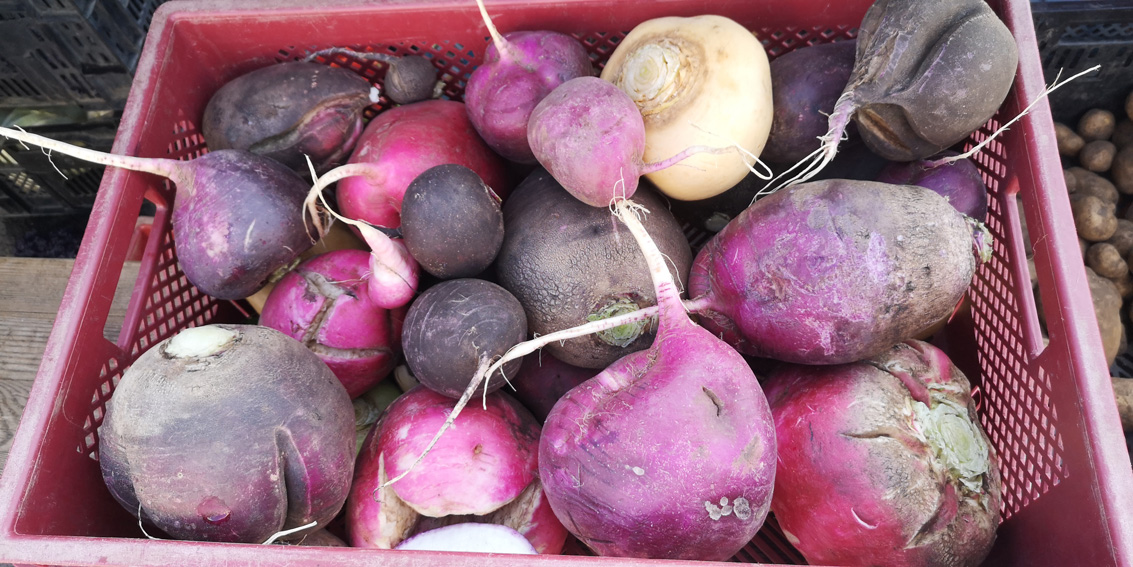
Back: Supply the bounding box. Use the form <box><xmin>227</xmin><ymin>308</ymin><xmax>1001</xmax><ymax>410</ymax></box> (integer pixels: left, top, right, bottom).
<box><xmin>0</xmin><ymin>127</ymin><xmax>315</xmax><ymax>300</ymax></box>
<box><xmin>688</xmin><ymin>179</ymin><xmax>989</xmax><ymax>365</ymax></box>
<box><xmin>771</xmin><ymin>0</ymin><xmax>1018</xmax><ymax>188</ymax></box>
<box><xmin>401</xmin><ymin>278</ymin><xmax>527</xmax><ymax>399</ymax></box>
<box><xmin>533</xmin><ymin>199</ymin><xmax>776</xmax><ymax>559</ymax></box>
<box><xmin>98</xmin><ymin>324</ymin><xmax>355</xmax><ymax>544</ymax></box>
<box><xmin>762</xmin><ymin>40</ymin><xmax>857</xmax><ymax>166</ymax></box>
<box><xmin>527</xmin><ymin>76</ymin><xmax>730</xmax><ymax>207</ymax></box>
<box><xmin>201</xmin><ymin>61</ymin><xmax>378</xmax><ymax>174</ymax></box>
<box><xmin>463</xmin><ymin>0</ymin><xmax>593</xmax><ymax>163</ymax></box>
<box><xmin>765</xmin><ymin>339</ymin><xmax>1001</xmax><ymax>567</ymax></box>
<box><xmin>397</xmin><ymin>524</ymin><xmax>537</xmax><ymax>554</ymax></box>
<box><xmin>401</xmin><ymin>164</ymin><xmax>504</xmax><ymax>279</ymax></box>
<box><xmin>876</xmin><ymin>151</ymin><xmax>989</xmax><ymax>221</ymax></box>
<box><xmin>495</xmin><ymin>168</ymin><xmax>692</xmax><ymax>369</ymax></box>
<box><xmin>304</xmin><ymin>48</ymin><xmax>440</xmax><ymax>105</ymax></box>
<box><xmin>510</xmin><ymin>352</ymin><xmax>596</xmax><ymax>422</ymax></box>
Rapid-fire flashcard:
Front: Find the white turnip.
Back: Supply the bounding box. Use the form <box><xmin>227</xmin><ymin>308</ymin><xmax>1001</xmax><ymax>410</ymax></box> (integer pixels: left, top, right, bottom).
<box><xmin>600</xmin><ymin>14</ymin><xmax>773</xmax><ymax>201</ymax></box>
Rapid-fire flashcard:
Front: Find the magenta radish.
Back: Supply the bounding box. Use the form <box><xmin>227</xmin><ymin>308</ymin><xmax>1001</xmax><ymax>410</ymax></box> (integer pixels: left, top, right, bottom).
<box><xmin>201</xmin><ymin>61</ymin><xmax>378</xmax><ymax>174</ymax></box>
<box><xmin>347</xmin><ymin>386</ymin><xmax>563</xmax><ymax>551</ymax></box>
<box><xmin>527</xmin><ymin>76</ymin><xmax>733</xmax><ymax>207</ymax></box>
<box><xmin>531</xmin><ymin>199</ymin><xmax>776</xmax><ymax>560</ymax></box>
<box><xmin>259</xmin><ymin>249</ymin><xmax>406</xmax><ymax>398</ymax></box>
<box><xmin>0</xmin><ymin>127</ymin><xmax>314</xmax><ymax>300</ymax></box>
<box><xmin>98</xmin><ymin>325</ymin><xmax>356</xmax><ymax>543</ymax></box>
<box><xmin>763</xmin><ymin>339</ymin><xmax>1002</xmax><ymax>566</ymax></box>
<box><xmin>463</xmin><ymin>0</ymin><xmax>593</xmax><ymax>163</ymax></box>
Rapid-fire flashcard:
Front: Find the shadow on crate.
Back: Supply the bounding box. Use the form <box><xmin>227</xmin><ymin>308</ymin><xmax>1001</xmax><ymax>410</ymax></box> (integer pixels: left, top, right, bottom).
<box><xmin>0</xmin><ymin>213</ymin><xmax>87</xmax><ymax>258</ymax></box>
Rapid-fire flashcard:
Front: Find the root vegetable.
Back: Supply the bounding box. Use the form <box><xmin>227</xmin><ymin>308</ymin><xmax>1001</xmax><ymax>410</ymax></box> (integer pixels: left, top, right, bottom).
<box><xmin>875</xmin><ymin>151</ymin><xmax>988</xmax><ymax>220</ymax></box>
<box><xmin>1086</xmin><ymin>242</ymin><xmax>1129</xmax><ymax>280</ymax></box>
<box><xmin>1071</xmin><ymin>194</ymin><xmax>1119</xmax><ymax>242</ymax></box>
<box><xmin>510</xmin><ymin>352</ymin><xmax>596</xmax><ymax>422</ymax></box>
<box><xmin>396</xmin><ymin>524</ymin><xmax>537</xmax><ymax>554</ymax></box>
<box><xmin>201</xmin><ymin>61</ymin><xmax>377</xmax><ymax>173</ymax></box>
<box><xmin>1113</xmin><ymin>377</ymin><xmax>1133</xmax><ymax>432</ymax></box>
<box><xmin>1112</xmin><ymin>146</ymin><xmax>1133</xmax><ymax>194</ymax></box>
<box><xmin>1087</xmin><ymin>267</ymin><xmax>1124</xmax><ymax>367</ymax></box>
<box><xmin>98</xmin><ymin>325</ymin><xmax>356</xmax><ymax>543</ymax></box>
<box><xmin>1078</xmin><ymin>108</ymin><xmax>1116</xmax><ymax>141</ymax></box>
<box><xmin>764</xmin><ymin>339</ymin><xmax>1001</xmax><ymax>567</ymax></box>
<box><xmin>1056</xmin><ymin>122</ymin><xmax>1086</xmax><ymax>157</ymax></box>
<box><xmin>535</xmin><ymin>199</ymin><xmax>776</xmax><ymax>559</ymax></box>
<box><xmin>1113</xmin><ymin>119</ymin><xmax>1133</xmax><ymax>148</ymax></box>
<box><xmin>1106</xmin><ymin>218</ymin><xmax>1133</xmax><ymax>257</ymax></box>
<box><xmin>776</xmin><ymin>0</ymin><xmax>1018</xmax><ymax>186</ymax></box>
<box><xmin>495</xmin><ymin>168</ymin><xmax>691</xmax><ymax>368</ymax></box>
<box><xmin>400</xmin><ymin>164</ymin><xmax>504</xmax><ymax>279</ymax></box>
<box><xmin>401</xmin><ymin>278</ymin><xmax>527</xmax><ymax>399</ymax></box>
<box><xmin>0</xmin><ymin>127</ymin><xmax>315</xmax><ymax>300</ymax></box>
<box><xmin>1070</xmin><ymin>167</ymin><xmax>1120</xmax><ymax>203</ymax></box>
<box><xmin>599</xmin><ymin>14</ymin><xmax>773</xmax><ymax>200</ymax></box>
<box><xmin>689</xmin><ymin>179</ymin><xmax>986</xmax><ymax>364</ymax></box>
<box><xmin>762</xmin><ymin>40</ymin><xmax>857</xmax><ymax>166</ymax></box>
<box><xmin>463</xmin><ymin>0</ymin><xmax>594</xmax><ymax>163</ymax></box>
<box><xmin>259</xmin><ymin>249</ymin><xmax>405</xmax><ymax>398</ymax></box>
<box><xmin>1080</xmin><ymin>140</ymin><xmax>1117</xmax><ymax>173</ymax></box>
<box><xmin>382</xmin><ymin>56</ymin><xmax>440</xmax><ymax>105</ymax></box>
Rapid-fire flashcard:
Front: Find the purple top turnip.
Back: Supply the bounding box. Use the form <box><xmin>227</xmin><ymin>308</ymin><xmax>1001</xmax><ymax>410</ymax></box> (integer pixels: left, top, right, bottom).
<box><xmin>876</xmin><ymin>151</ymin><xmax>990</xmax><ymax>221</ymax></box>
<box><xmin>0</xmin><ymin>127</ymin><xmax>316</xmax><ymax>300</ymax></box>
<box><xmin>535</xmin><ymin>200</ymin><xmax>776</xmax><ymax>560</ymax></box>
<box><xmin>464</xmin><ymin>0</ymin><xmax>593</xmax><ymax>163</ymax></box>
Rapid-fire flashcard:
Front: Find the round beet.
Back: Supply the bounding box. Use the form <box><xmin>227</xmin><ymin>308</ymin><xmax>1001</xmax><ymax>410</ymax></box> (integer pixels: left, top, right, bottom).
<box><xmin>401</xmin><ymin>164</ymin><xmax>504</xmax><ymax>279</ymax></box>
<box><xmin>763</xmin><ymin>339</ymin><xmax>1002</xmax><ymax>567</ymax></box>
<box><xmin>259</xmin><ymin>249</ymin><xmax>406</xmax><ymax>398</ymax></box>
<box><xmin>401</xmin><ymin>278</ymin><xmax>527</xmax><ymax>398</ymax></box>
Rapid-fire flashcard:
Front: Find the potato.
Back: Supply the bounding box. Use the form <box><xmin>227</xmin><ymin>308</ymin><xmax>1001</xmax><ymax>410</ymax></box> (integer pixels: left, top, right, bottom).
<box><xmin>1086</xmin><ymin>242</ymin><xmax>1128</xmax><ymax>279</ymax></box>
<box><xmin>1111</xmin><ymin>145</ymin><xmax>1133</xmax><ymax>195</ymax></box>
<box><xmin>1070</xmin><ymin>167</ymin><xmax>1119</xmax><ymax>202</ymax></box>
<box><xmin>1085</xmin><ymin>267</ymin><xmax>1124</xmax><ymax>367</ymax></box>
<box><xmin>1079</xmin><ymin>140</ymin><xmax>1117</xmax><ymax>173</ymax></box>
<box><xmin>1063</xmin><ymin>168</ymin><xmax>1079</xmax><ymax>193</ymax></box>
<box><xmin>1055</xmin><ymin>122</ymin><xmax>1085</xmax><ymax>157</ymax></box>
<box><xmin>1112</xmin><ymin>377</ymin><xmax>1133</xmax><ymax>432</ymax></box>
<box><xmin>1078</xmin><ymin>108</ymin><xmax>1116</xmax><ymax>142</ymax></box>
<box><xmin>1113</xmin><ymin>119</ymin><xmax>1133</xmax><ymax>148</ymax></box>
<box><xmin>1110</xmin><ymin>270</ymin><xmax>1133</xmax><ymax>300</ymax></box>
<box><xmin>1071</xmin><ymin>194</ymin><xmax>1119</xmax><ymax>242</ymax></box>
<box><xmin>1106</xmin><ymin>218</ymin><xmax>1133</xmax><ymax>257</ymax></box>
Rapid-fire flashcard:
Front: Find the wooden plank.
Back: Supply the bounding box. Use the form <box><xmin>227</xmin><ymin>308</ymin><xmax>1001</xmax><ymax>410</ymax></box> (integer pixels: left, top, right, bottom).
<box><xmin>0</xmin><ymin>258</ymin><xmax>140</xmax><ymax>478</ymax></box>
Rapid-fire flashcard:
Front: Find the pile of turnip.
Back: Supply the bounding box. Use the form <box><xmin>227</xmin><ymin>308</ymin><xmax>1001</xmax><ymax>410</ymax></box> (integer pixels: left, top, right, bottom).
<box><xmin>3</xmin><ymin>0</ymin><xmax>1045</xmax><ymax>563</ymax></box>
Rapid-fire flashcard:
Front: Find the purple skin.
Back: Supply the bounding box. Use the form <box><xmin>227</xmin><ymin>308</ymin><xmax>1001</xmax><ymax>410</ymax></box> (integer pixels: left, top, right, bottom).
<box><xmin>763</xmin><ymin>40</ymin><xmax>857</xmax><ymax>166</ymax></box>
<box><xmin>98</xmin><ymin>325</ymin><xmax>356</xmax><ymax>544</ymax></box>
<box><xmin>171</xmin><ymin>150</ymin><xmax>317</xmax><ymax>300</ymax></box>
<box><xmin>510</xmin><ymin>353</ymin><xmax>596</xmax><ymax>423</ymax></box>
<box><xmin>538</xmin><ymin>201</ymin><xmax>776</xmax><ymax>560</ymax></box>
<box><xmin>527</xmin><ymin>76</ymin><xmax>649</xmax><ymax>207</ymax></box>
<box><xmin>259</xmin><ymin>249</ymin><xmax>406</xmax><ymax>399</ymax></box>
<box><xmin>465</xmin><ymin>31</ymin><xmax>594</xmax><ymax>163</ymax></box>
<box><xmin>876</xmin><ymin>151</ymin><xmax>989</xmax><ymax>221</ymax></box>
<box><xmin>688</xmin><ymin>179</ymin><xmax>980</xmax><ymax>365</ymax></box>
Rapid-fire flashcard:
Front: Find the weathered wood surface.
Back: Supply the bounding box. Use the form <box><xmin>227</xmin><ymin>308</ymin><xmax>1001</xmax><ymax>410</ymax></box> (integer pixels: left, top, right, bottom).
<box><xmin>0</xmin><ymin>257</ymin><xmax>139</xmax><ymax>477</ymax></box>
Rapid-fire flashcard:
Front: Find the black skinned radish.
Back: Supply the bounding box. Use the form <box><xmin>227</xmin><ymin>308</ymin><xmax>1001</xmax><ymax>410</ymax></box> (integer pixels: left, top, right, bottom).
<box><xmin>0</xmin><ymin>127</ymin><xmax>315</xmax><ymax>300</ymax></box>
<box><xmin>400</xmin><ymin>164</ymin><xmax>504</xmax><ymax>279</ymax></box>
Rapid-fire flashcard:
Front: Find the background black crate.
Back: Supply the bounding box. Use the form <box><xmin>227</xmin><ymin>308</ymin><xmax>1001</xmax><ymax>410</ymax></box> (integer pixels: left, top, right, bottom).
<box><xmin>1033</xmin><ymin>0</ymin><xmax>1133</xmax><ymax>124</ymax></box>
<box><xmin>0</xmin><ymin>0</ymin><xmax>170</xmax><ymax>112</ymax></box>
<box><xmin>0</xmin><ymin>125</ymin><xmax>116</xmax><ymax>217</ymax></box>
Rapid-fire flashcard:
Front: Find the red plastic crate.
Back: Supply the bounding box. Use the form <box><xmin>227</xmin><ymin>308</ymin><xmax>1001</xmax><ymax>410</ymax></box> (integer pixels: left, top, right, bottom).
<box><xmin>0</xmin><ymin>0</ymin><xmax>1131</xmax><ymax>565</ymax></box>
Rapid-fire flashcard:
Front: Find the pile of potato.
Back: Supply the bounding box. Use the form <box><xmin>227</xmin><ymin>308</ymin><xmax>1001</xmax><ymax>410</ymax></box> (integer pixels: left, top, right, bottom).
<box><xmin>1054</xmin><ymin>91</ymin><xmax>1133</xmax><ymax>433</ymax></box>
